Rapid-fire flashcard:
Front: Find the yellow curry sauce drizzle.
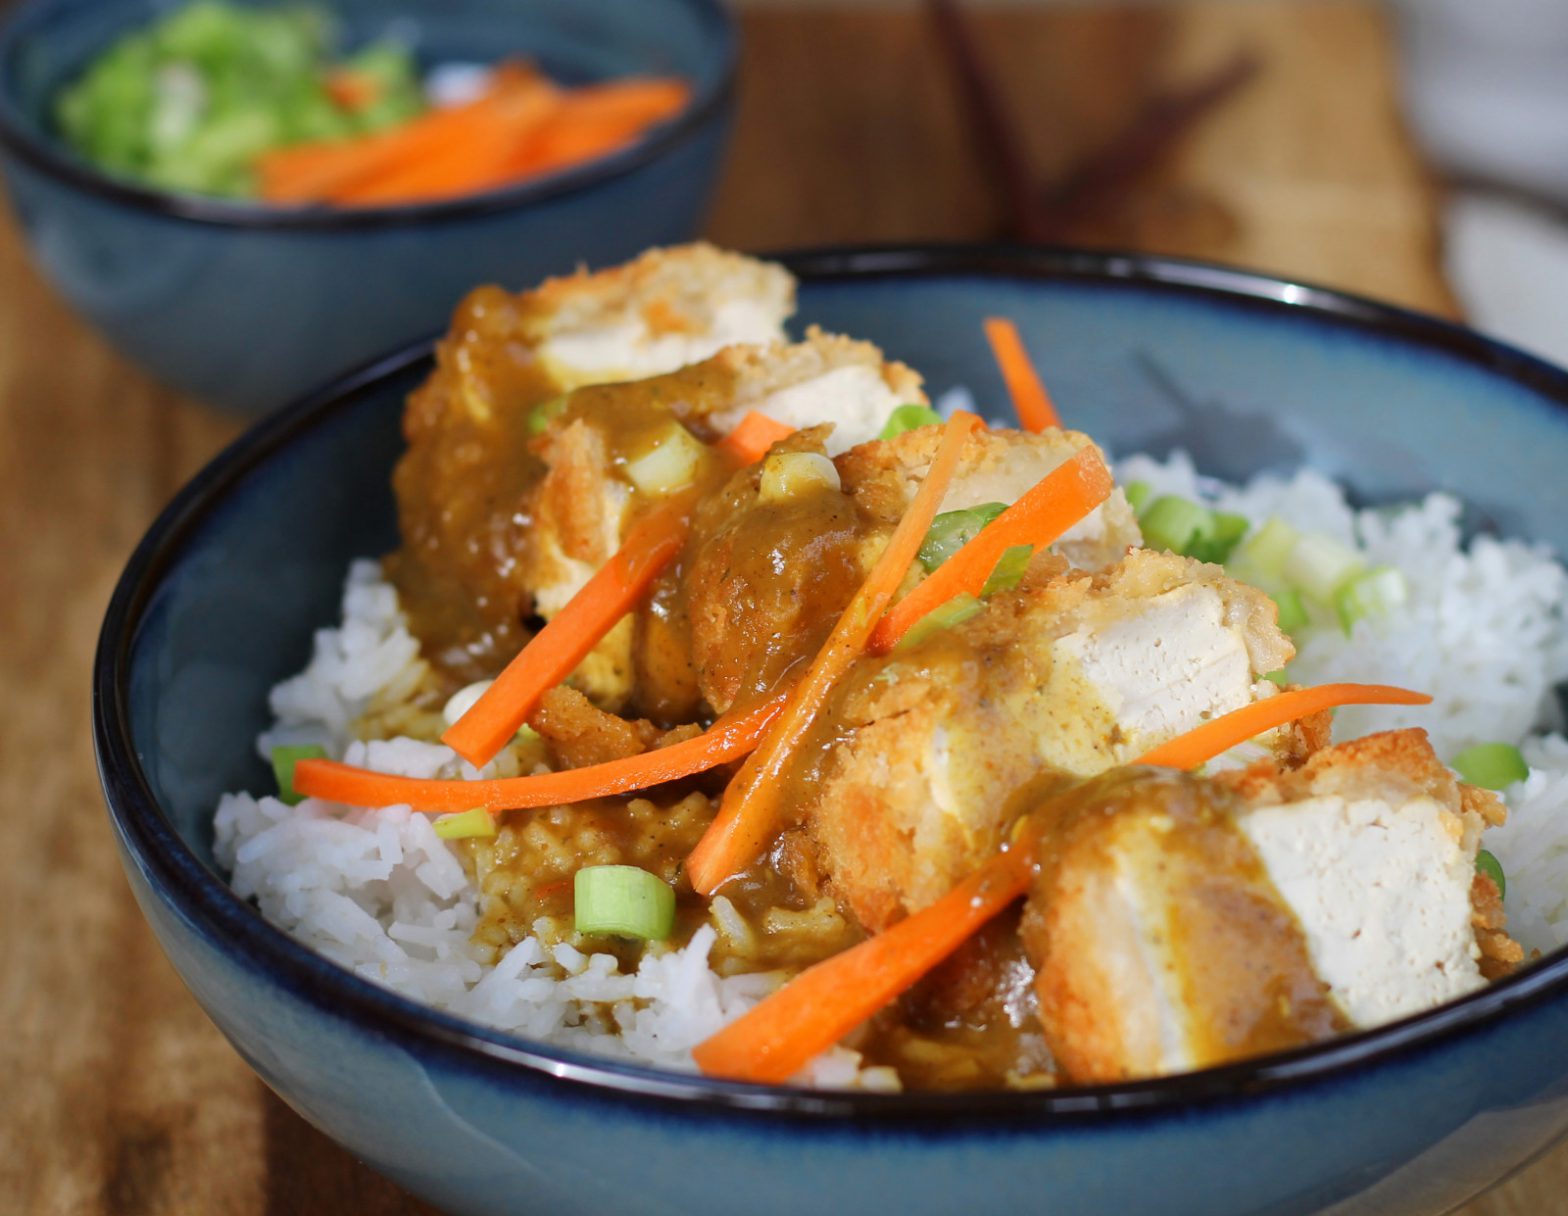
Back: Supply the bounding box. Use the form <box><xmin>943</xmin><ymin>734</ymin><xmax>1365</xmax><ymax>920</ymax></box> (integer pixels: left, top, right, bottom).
<box><xmin>1021</xmin><ymin>768</ymin><xmax>1348</xmax><ymax>1076</ymax></box>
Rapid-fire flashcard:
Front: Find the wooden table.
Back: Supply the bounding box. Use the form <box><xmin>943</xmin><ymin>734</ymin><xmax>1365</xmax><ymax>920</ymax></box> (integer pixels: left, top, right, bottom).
<box><xmin>2</xmin><ymin>2</ymin><xmax>1558</xmax><ymax>1211</ymax></box>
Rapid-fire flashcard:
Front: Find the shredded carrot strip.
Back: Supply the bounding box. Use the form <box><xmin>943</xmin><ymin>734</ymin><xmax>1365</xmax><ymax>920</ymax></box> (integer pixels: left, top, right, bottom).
<box><xmin>715</xmin><ymin>412</ymin><xmax>797</xmax><ymax>466</ymax></box>
<box><xmin>984</xmin><ymin>317</ymin><xmax>1061</xmax><ymax>432</ymax></box>
<box><xmin>294</xmin><ymin>694</ymin><xmax>786</xmax><ymax>813</ymax></box>
<box><xmin>693</xmin><ymin>846</ymin><xmax>1035</xmax><ymax>1083</ymax></box>
<box><xmin>1135</xmin><ymin>683</ymin><xmax>1433</xmax><ymax>770</ymax></box>
<box><xmin>324</xmin><ymin>68</ymin><xmax>381</xmax><ymax>113</ymax></box>
<box><xmin>334</xmin><ymin>85</ymin><xmax>561</xmax><ymax>207</ymax></box>
<box><xmin>442</xmin><ymin>498</ymin><xmax>693</xmax><ymax>768</ymax></box>
<box><xmin>258</xmin><ymin>72</ymin><xmax>688</xmax><ymax>208</ymax></box>
<box><xmin>691</xmin><ymin>680</ymin><xmax>1432</xmax><ymax>1082</ymax></box>
<box><xmin>503</xmin><ymin>79</ymin><xmax>691</xmax><ymax>175</ymax></box>
<box><xmin>258</xmin><ymin>64</ymin><xmax>542</xmax><ymax>203</ymax></box>
<box><xmin>684</xmin><ymin>411</ymin><xmax>983</xmax><ymax>895</ymax></box>
<box><xmin>868</xmin><ymin>444</ymin><xmax>1112</xmax><ymax>654</ymax></box>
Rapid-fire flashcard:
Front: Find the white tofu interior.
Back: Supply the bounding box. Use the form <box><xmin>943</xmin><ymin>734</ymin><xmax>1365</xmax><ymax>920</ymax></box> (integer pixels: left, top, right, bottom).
<box><xmin>1050</xmin><ymin>584</ymin><xmax>1257</xmax><ymax>745</ymax></box>
<box><xmin>1238</xmin><ymin>793</ymin><xmax>1487</xmax><ymax>1025</ymax></box>
<box><xmin>712</xmin><ymin>363</ymin><xmax>903</xmax><ymax>456</ymax></box>
<box><xmin>540</xmin><ymin>297</ymin><xmax>787</xmax><ymax>386</ymax></box>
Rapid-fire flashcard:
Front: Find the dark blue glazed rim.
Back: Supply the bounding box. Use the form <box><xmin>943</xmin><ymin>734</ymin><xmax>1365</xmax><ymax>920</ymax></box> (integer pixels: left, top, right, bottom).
<box><xmin>0</xmin><ymin>0</ymin><xmax>736</xmax><ymax>231</ymax></box>
<box><xmin>94</xmin><ymin>244</ymin><xmax>1568</xmax><ymax>1121</ymax></box>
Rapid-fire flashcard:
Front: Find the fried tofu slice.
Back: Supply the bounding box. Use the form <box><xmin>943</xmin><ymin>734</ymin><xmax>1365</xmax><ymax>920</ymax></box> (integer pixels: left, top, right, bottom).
<box><xmin>1023</xmin><ymin>730</ymin><xmax>1514</xmax><ymax>1083</ymax></box>
<box><xmin>519</xmin><ymin>332</ymin><xmax>927</xmax><ymax>710</ymax></box>
<box><xmin>390</xmin><ymin>245</ymin><xmax>793</xmax><ymax>679</ymax></box>
<box><xmin>524</xmin><ymin>243</ymin><xmax>795</xmax><ymax>391</ymax></box>
<box><xmin>690</xmin><ymin>328</ymin><xmax>927</xmax><ymax>454</ymax></box>
<box><xmin>684</xmin><ymin>423</ymin><xmax>1141</xmax><ymax>717</ymax></box>
<box><xmin>804</xmin><ymin>550</ymin><xmax>1301</xmax><ymax>932</ymax></box>
<box><xmin>833</xmin><ymin>421</ymin><xmax>1141</xmax><ymax>572</ymax></box>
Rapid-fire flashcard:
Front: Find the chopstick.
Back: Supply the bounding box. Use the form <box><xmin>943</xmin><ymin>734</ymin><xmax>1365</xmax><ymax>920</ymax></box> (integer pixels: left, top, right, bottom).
<box><xmin>926</xmin><ymin>0</ymin><xmax>1261</xmax><ymax>243</ymax></box>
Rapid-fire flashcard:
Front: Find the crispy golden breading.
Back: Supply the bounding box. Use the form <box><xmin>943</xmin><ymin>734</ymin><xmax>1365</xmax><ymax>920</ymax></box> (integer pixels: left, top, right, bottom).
<box><xmin>836</xmin><ymin>422</ymin><xmax>1141</xmax><ymax>570</ymax></box>
<box><xmin>1026</xmin><ymin>731</ymin><xmax>1520</xmax><ymax>1083</ymax></box>
<box><xmin>684</xmin><ymin>423</ymin><xmax>1142</xmax><ymax>717</ymax></box>
<box><xmin>524</xmin><ymin>242</ymin><xmax>795</xmax><ymax>388</ymax></box>
<box><xmin>390</xmin><ymin>244</ymin><xmax>793</xmax><ymax>681</ymax></box>
<box><xmin>517</xmin><ymin>330</ymin><xmax>926</xmax><ymax>709</ymax></box>
<box><xmin>804</xmin><ymin>549</ymin><xmax>1300</xmax><ymax>932</ymax></box>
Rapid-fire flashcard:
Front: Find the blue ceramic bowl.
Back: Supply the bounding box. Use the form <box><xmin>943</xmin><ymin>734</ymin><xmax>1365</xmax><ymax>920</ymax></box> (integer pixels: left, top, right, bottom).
<box><xmin>0</xmin><ymin>0</ymin><xmax>735</xmax><ymax>413</ymax></box>
<box><xmin>96</xmin><ymin>247</ymin><xmax>1568</xmax><ymax>1216</ymax></box>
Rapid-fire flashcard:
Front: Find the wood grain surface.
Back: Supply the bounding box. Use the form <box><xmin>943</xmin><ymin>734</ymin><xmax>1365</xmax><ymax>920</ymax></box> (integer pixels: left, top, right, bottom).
<box><xmin>0</xmin><ymin>2</ymin><xmax>1557</xmax><ymax>1212</ymax></box>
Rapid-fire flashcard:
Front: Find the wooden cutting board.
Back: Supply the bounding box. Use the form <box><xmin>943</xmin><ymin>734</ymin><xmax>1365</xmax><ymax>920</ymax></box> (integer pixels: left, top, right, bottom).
<box><xmin>1</xmin><ymin>2</ymin><xmax>1556</xmax><ymax>1212</ymax></box>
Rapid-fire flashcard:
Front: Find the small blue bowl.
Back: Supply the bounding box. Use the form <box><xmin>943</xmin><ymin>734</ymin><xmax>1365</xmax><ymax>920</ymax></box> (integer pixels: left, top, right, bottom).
<box><xmin>96</xmin><ymin>247</ymin><xmax>1568</xmax><ymax>1216</ymax></box>
<box><xmin>0</xmin><ymin>0</ymin><xmax>735</xmax><ymax>413</ymax></box>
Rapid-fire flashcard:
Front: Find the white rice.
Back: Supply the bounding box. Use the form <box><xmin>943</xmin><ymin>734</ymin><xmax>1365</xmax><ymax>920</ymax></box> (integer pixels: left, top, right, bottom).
<box><xmin>214</xmin><ymin>460</ymin><xmax>1568</xmax><ymax>1080</ymax></box>
<box><xmin>1118</xmin><ymin>451</ymin><xmax>1568</xmax><ymax>956</ymax></box>
<box><xmin>215</xmin><ymin>561</ymin><xmax>896</xmax><ymax>1088</ymax></box>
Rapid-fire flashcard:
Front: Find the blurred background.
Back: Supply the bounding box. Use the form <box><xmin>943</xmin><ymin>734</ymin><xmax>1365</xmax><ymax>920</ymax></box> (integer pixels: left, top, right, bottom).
<box><xmin>4</xmin><ymin>0</ymin><xmax>1567</xmax><ymax>1212</ymax></box>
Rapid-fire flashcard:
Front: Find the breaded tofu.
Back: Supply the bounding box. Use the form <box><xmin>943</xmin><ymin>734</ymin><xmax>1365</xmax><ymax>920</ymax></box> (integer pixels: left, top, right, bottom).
<box><xmin>684</xmin><ymin>423</ymin><xmax>1141</xmax><ymax>717</ymax></box>
<box><xmin>520</xmin><ymin>333</ymin><xmax>928</xmax><ymax>709</ymax></box>
<box><xmin>835</xmin><ymin>422</ymin><xmax>1141</xmax><ymax>572</ymax></box>
<box><xmin>390</xmin><ymin>245</ymin><xmax>793</xmax><ymax>680</ymax></box>
<box><xmin>524</xmin><ymin>242</ymin><xmax>795</xmax><ymax>390</ymax></box>
<box><xmin>1023</xmin><ymin>730</ymin><xmax>1516</xmax><ymax>1083</ymax></box>
<box><xmin>692</xmin><ymin>328</ymin><xmax>927</xmax><ymax>455</ymax></box>
<box><xmin>803</xmin><ymin>549</ymin><xmax>1302</xmax><ymax>932</ymax></box>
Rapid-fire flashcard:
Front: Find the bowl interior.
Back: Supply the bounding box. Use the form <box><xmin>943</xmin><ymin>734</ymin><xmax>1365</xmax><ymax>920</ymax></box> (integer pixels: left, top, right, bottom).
<box><xmin>0</xmin><ymin>0</ymin><xmax>730</xmax><ymax>198</ymax></box>
<box><xmin>106</xmin><ymin>249</ymin><xmax>1568</xmax><ymax>1095</ymax></box>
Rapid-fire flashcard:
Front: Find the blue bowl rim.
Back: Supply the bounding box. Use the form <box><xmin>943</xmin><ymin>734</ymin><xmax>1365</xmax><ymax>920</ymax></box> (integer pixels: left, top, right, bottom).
<box><xmin>94</xmin><ymin>242</ymin><xmax>1568</xmax><ymax>1122</ymax></box>
<box><xmin>0</xmin><ymin>0</ymin><xmax>736</xmax><ymax>231</ymax></box>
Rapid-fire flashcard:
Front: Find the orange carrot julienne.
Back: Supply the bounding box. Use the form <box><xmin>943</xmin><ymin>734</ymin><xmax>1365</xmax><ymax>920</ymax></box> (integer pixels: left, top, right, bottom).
<box><xmin>334</xmin><ymin>85</ymin><xmax>561</xmax><ymax>206</ymax></box>
<box><xmin>867</xmin><ymin>444</ymin><xmax>1113</xmax><ymax>654</ymax></box>
<box><xmin>984</xmin><ymin>317</ymin><xmax>1060</xmax><ymax>432</ymax></box>
<box><xmin>685</xmin><ymin>412</ymin><xmax>982</xmax><ymax>895</ymax></box>
<box><xmin>324</xmin><ymin>67</ymin><xmax>382</xmax><ymax>113</ymax></box>
<box><xmin>554</xmin><ymin>79</ymin><xmax>692</xmax><ymax>127</ymax></box>
<box><xmin>1135</xmin><ymin>683</ymin><xmax>1433</xmax><ymax>770</ymax></box>
<box><xmin>259</xmin><ymin>72</ymin><xmax>687</xmax><ymax>208</ymax></box>
<box><xmin>715</xmin><ymin>412</ymin><xmax>797</xmax><ymax>465</ymax></box>
<box><xmin>693</xmin><ymin>845</ymin><xmax>1035</xmax><ymax>1084</ymax></box>
<box><xmin>259</xmin><ymin>64</ymin><xmax>542</xmax><ymax>203</ymax></box>
<box><xmin>690</xmin><ymin>683</ymin><xmax>1430</xmax><ymax>1083</ymax></box>
<box><xmin>442</xmin><ymin>497</ymin><xmax>693</xmax><ymax>769</ymax></box>
<box><xmin>295</xmin><ymin>694</ymin><xmax>786</xmax><ymax>813</ymax></box>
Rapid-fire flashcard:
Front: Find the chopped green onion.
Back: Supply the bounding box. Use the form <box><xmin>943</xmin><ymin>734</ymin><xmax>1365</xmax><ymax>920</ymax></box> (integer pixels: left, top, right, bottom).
<box><xmin>1189</xmin><ymin>511</ymin><xmax>1250</xmax><ymax>565</ymax></box>
<box><xmin>1261</xmin><ymin>668</ymin><xmax>1288</xmax><ymax>686</ymax></box>
<box><xmin>1141</xmin><ymin>495</ymin><xmax>1247</xmax><ymax>561</ymax></box>
<box><xmin>758</xmin><ymin>450</ymin><xmax>841</xmax><ymax>503</ymax></box>
<box><xmin>574</xmin><ymin>865</ymin><xmax>676</xmax><ymax>940</ymax></box>
<box><xmin>1237</xmin><ymin>516</ymin><xmax>1300</xmax><ymax>582</ymax></box>
<box><xmin>442</xmin><ymin>679</ymin><xmax>495</xmax><ymax>727</ymax></box>
<box><xmin>53</xmin><ymin>2</ymin><xmax>423</xmax><ymax>198</ymax></box>
<box><xmin>1282</xmin><ymin>533</ymin><xmax>1364</xmax><ymax>604</ymax></box>
<box><xmin>878</xmin><ymin>404</ymin><xmax>944</xmax><ymax>440</ymax></box>
<box><xmin>981</xmin><ymin>545</ymin><xmax>1033</xmax><ymax>596</ymax></box>
<box><xmin>1123</xmin><ymin>480</ymin><xmax>1152</xmax><ymax>514</ymax></box>
<box><xmin>433</xmin><ymin>808</ymin><xmax>498</xmax><ymax>840</ymax></box>
<box><xmin>623</xmin><ymin>424</ymin><xmax>707</xmax><ymax>496</ymax></box>
<box><xmin>1476</xmin><ymin>849</ymin><xmax>1507</xmax><ymax>899</ymax></box>
<box><xmin>1139</xmin><ymin>495</ymin><xmax>1207</xmax><ymax>553</ymax></box>
<box><xmin>1335</xmin><ymin>565</ymin><xmax>1408</xmax><ymax>634</ymax></box>
<box><xmin>271</xmin><ymin>743</ymin><xmax>327</xmax><ymax>806</ymax></box>
<box><xmin>527</xmin><ymin>396</ymin><xmax>568</xmax><ymax>436</ymax></box>
<box><xmin>1452</xmin><ymin>743</ymin><xmax>1529</xmax><ymax>792</ymax></box>
<box><xmin>896</xmin><ymin>593</ymin><xmax>983</xmax><ymax>650</ymax></box>
<box><xmin>1272</xmin><ymin>588</ymin><xmax>1307</xmax><ymax>636</ymax></box>
<box><xmin>918</xmin><ymin>502</ymin><xmax>1007</xmax><ymax>572</ymax></box>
